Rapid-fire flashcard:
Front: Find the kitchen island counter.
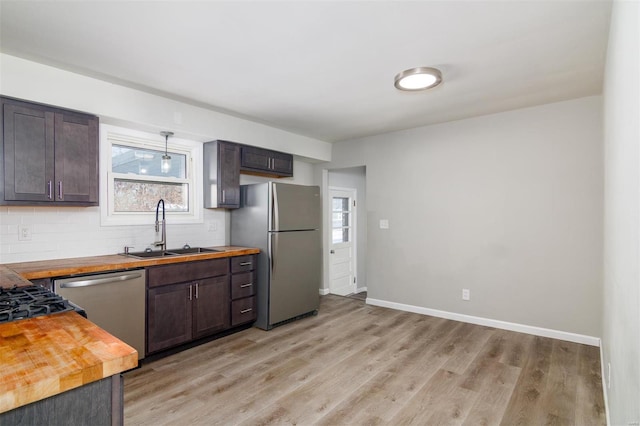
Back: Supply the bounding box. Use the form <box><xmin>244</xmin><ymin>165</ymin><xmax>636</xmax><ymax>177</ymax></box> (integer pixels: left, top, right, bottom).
<box><xmin>0</xmin><ymin>311</ymin><xmax>137</xmax><ymax>414</ymax></box>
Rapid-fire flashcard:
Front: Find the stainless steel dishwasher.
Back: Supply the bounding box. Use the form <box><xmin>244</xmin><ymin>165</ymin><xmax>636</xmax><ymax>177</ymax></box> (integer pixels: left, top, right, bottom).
<box><xmin>54</xmin><ymin>269</ymin><xmax>146</xmax><ymax>360</ymax></box>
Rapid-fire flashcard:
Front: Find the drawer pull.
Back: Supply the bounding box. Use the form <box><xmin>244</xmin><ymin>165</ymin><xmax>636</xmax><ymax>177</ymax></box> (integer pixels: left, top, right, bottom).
<box><xmin>240</xmin><ymin>283</ymin><xmax>253</xmax><ymax>288</ymax></box>
<box><xmin>239</xmin><ymin>262</ymin><xmax>252</xmax><ymax>266</ymax></box>
<box><xmin>240</xmin><ymin>308</ymin><xmax>253</xmax><ymax>314</ymax></box>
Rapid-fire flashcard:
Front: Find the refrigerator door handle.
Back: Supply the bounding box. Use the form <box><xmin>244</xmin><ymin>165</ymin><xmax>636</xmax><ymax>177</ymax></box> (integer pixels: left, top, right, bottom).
<box><xmin>272</xmin><ymin>183</ymin><xmax>280</xmax><ymax>231</ymax></box>
<box><xmin>271</xmin><ymin>233</ymin><xmax>277</xmax><ymax>281</ymax></box>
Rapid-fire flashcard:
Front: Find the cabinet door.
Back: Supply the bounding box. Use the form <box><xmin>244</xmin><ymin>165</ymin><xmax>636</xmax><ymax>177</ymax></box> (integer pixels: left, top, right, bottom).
<box><xmin>240</xmin><ymin>145</ymin><xmax>271</xmax><ymax>171</ymax></box>
<box><xmin>2</xmin><ymin>100</ymin><xmax>55</xmax><ymax>202</ymax></box>
<box><xmin>147</xmin><ymin>282</ymin><xmax>192</xmax><ymax>354</ymax></box>
<box><xmin>217</xmin><ymin>141</ymin><xmax>240</xmax><ymax>208</ymax></box>
<box><xmin>270</xmin><ymin>151</ymin><xmax>293</xmax><ymax>177</ymax></box>
<box><xmin>240</xmin><ymin>145</ymin><xmax>293</xmax><ymax>177</ymax></box>
<box><xmin>54</xmin><ymin>111</ymin><xmax>99</xmax><ymax>204</ymax></box>
<box><xmin>193</xmin><ymin>276</ymin><xmax>230</xmax><ymax>338</ymax></box>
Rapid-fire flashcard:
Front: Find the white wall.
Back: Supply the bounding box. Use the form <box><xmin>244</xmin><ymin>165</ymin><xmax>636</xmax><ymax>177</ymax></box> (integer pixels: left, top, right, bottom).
<box><xmin>0</xmin><ymin>205</ymin><xmax>228</xmax><ymax>263</ymax></box>
<box><xmin>0</xmin><ymin>54</ymin><xmax>332</xmax><ymax>162</ymax></box>
<box><xmin>320</xmin><ymin>96</ymin><xmax>603</xmax><ymax>338</ymax></box>
<box><xmin>602</xmin><ymin>1</ymin><xmax>640</xmax><ymax>424</ymax></box>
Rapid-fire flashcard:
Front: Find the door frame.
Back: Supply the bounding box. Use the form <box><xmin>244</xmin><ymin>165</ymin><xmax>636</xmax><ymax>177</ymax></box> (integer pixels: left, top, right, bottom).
<box><xmin>327</xmin><ymin>185</ymin><xmax>358</xmax><ymax>296</ymax></box>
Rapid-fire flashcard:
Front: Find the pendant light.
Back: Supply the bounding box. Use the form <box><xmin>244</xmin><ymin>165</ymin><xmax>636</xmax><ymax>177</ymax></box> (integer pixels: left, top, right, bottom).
<box><xmin>160</xmin><ymin>131</ymin><xmax>173</xmax><ymax>173</ymax></box>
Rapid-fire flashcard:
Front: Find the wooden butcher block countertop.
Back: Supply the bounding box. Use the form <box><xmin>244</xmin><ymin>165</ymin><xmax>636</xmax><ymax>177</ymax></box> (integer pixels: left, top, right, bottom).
<box><xmin>0</xmin><ymin>311</ymin><xmax>138</xmax><ymax>413</ymax></box>
<box><xmin>0</xmin><ymin>246</ymin><xmax>259</xmax><ymax>413</ymax></box>
<box><xmin>3</xmin><ymin>246</ymin><xmax>260</xmax><ymax>280</ymax></box>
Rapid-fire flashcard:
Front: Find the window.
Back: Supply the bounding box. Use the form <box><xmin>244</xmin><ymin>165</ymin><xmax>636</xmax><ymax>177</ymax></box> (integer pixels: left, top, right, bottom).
<box><xmin>332</xmin><ymin>196</ymin><xmax>352</xmax><ymax>244</ymax></box>
<box><xmin>100</xmin><ymin>125</ymin><xmax>203</xmax><ymax>226</ymax></box>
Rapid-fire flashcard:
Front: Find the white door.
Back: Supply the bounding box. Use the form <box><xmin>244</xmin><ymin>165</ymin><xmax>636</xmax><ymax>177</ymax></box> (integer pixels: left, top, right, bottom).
<box><xmin>329</xmin><ymin>188</ymin><xmax>356</xmax><ymax>296</ymax></box>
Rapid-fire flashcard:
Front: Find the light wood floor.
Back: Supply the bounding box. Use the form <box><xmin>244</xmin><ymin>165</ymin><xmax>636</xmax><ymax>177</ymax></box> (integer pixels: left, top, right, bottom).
<box><xmin>124</xmin><ymin>295</ymin><xmax>605</xmax><ymax>425</ymax></box>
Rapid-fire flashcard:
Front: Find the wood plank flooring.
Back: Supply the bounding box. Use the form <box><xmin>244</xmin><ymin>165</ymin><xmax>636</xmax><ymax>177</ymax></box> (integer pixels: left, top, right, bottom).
<box><xmin>123</xmin><ymin>295</ymin><xmax>605</xmax><ymax>425</ymax></box>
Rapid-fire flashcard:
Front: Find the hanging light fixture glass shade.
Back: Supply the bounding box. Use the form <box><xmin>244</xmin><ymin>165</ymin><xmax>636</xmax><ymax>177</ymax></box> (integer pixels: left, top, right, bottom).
<box><xmin>160</xmin><ymin>131</ymin><xmax>173</xmax><ymax>173</ymax></box>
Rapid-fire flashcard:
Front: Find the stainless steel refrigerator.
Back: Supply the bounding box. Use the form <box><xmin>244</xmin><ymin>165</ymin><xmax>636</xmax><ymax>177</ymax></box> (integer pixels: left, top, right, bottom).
<box><xmin>231</xmin><ymin>182</ymin><xmax>321</xmax><ymax>330</ymax></box>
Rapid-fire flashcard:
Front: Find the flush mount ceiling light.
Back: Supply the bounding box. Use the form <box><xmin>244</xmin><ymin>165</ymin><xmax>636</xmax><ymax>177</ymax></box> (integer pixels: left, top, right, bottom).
<box><xmin>160</xmin><ymin>131</ymin><xmax>174</xmax><ymax>173</ymax></box>
<box><xmin>394</xmin><ymin>67</ymin><xmax>443</xmax><ymax>91</ymax></box>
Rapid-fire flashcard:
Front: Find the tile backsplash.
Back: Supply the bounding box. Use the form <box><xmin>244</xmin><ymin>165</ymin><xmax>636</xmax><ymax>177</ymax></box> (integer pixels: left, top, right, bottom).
<box><xmin>0</xmin><ymin>206</ymin><xmax>227</xmax><ymax>264</ymax></box>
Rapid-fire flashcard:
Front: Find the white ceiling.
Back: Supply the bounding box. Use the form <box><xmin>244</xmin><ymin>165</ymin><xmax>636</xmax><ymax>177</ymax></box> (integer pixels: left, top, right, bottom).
<box><xmin>0</xmin><ymin>1</ymin><xmax>612</xmax><ymax>143</ymax></box>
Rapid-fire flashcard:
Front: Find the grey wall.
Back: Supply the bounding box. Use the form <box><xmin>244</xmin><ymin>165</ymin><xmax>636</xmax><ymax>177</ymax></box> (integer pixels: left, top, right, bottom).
<box><xmin>602</xmin><ymin>1</ymin><xmax>640</xmax><ymax>424</ymax></box>
<box><xmin>328</xmin><ymin>166</ymin><xmax>367</xmax><ymax>291</ymax></box>
<box><xmin>319</xmin><ymin>96</ymin><xmax>603</xmax><ymax>337</ymax></box>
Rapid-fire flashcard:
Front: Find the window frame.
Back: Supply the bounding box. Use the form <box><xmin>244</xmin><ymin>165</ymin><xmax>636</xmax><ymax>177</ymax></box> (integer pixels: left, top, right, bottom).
<box><xmin>100</xmin><ymin>124</ymin><xmax>203</xmax><ymax>226</ymax></box>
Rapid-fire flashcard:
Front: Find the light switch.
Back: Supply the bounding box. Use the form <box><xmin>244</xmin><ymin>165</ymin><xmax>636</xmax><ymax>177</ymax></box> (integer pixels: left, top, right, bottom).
<box><xmin>379</xmin><ymin>219</ymin><xmax>389</xmax><ymax>229</ymax></box>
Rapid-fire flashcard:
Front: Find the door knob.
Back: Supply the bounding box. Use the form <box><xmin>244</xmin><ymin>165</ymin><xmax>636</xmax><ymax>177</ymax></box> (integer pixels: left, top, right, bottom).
<box><xmin>330</xmin><ymin>250</ymin><xmax>335</xmax><ymax>254</ymax></box>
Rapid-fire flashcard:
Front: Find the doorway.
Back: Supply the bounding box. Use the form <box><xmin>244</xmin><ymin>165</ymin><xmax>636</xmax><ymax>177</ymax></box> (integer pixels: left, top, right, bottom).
<box><xmin>322</xmin><ymin>166</ymin><xmax>367</xmax><ymax>298</ymax></box>
<box><xmin>328</xmin><ymin>187</ymin><xmax>357</xmax><ymax>296</ymax></box>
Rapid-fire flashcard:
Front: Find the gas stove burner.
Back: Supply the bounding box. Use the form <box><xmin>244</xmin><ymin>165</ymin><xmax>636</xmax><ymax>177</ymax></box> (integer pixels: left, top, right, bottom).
<box><xmin>0</xmin><ymin>285</ymin><xmax>81</xmax><ymax>324</ymax></box>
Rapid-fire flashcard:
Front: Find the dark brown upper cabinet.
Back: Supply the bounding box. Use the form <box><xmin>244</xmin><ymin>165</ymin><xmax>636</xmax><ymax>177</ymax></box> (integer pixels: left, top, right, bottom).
<box><xmin>1</xmin><ymin>96</ymin><xmax>99</xmax><ymax>206</ymax></box>
<box><xmin>240</xmin><ymin>145</ymin><xmax>293</xmax><ymax>178</ymax></box>
<box><xmin>203</xmin><ymin>140</ymin><xmax>241</xmax><ymax>208</ymax></box>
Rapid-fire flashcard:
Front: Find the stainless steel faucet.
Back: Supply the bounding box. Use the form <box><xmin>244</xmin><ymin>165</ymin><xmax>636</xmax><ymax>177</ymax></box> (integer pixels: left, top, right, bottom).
<box><xmin>153</xmin><ymin>199</ymin><xmax>166</xmax><ymax>252</ymax></box>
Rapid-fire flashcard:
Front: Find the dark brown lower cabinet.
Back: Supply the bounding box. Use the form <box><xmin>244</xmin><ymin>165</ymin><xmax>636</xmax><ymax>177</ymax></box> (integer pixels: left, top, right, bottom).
<box><xmin>146</xmin><ymin>256</ymin><xmax>257</xmax><ymax>356</ymax></box>
<box><xmin>230</xmin><ymin>255</ymin><xmax>257</xmax><ymax>326</ymax></box>
<box><xmin>0</xmin><ymin>375</ymin><xmax>122</xmax><ymax>426</ymax></box>
<box><xmin>147</xmin><ymin>278</ymin><xmax>230</xmax><ymax>355</ymax></box>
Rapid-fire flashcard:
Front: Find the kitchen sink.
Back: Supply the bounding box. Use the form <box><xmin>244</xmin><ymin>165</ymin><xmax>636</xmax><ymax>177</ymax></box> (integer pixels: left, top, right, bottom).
<box><xmin>124</xmin><ymin>250</ymin><xmax>179</xmax><ymax>259</ymax></box>
<box><xmin>167</xmin><ymin>247</ymin><xmax>221</xmax><ymax>255</ymax></box>
<box><xmin>121</xmin><ymin>247</ymin><xmax>220</xmax><ymax>259</ymax></box>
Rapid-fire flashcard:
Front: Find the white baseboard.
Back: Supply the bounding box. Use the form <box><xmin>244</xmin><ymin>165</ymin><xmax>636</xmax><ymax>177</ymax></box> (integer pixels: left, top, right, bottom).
<box><xmin>366</xmin><ymin>298</ymin><xmax>601</xmax><ymax>347</ymax></box>
<box><xmin>599</xmin><ymin>344</ymin><xmax>611</xmax><ymax>425</ymax></box>
<box><xmin>320</xmin><ymin>286</ymin><xmax>366</xmax><ymax>296</ymax></box>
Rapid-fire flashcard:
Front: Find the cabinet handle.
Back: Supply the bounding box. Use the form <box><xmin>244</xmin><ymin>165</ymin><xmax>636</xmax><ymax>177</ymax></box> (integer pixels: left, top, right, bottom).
<box><xmin>239</xmin><ymin>262</ymin><xmax>252</xmax><ymax>266</ymax></box>
<box><xmin>240</xmin><ymin>308</ymin><xmax>253</xmax><ymax>314</ymax></box>
<box><xmin>58</xmin><ymin>181</ymin><xmax>63</xmax><ymax>200</ymax></box>
<box><xmin>47</xmin><ymin>181</ymin><xmax>53</xmax><ymax>200</ymax></box>
<box><xmin>222</xmin><ymin>189</ymin><xmax>226</xmax><ymax>203</ymax></box>
<box><xmin>195</xmin><ymin>282</ymin><xmax>199</xmax><ymax>299</ymax></box>
<box><xmin>189</xmin><ymin>284</ymin><xmax>193</xmax><ymax>300</ymax></box>
<box><xmin>240</xmin><ymin>283</ymin><xmax>253</xmax><ymax>288</ymax></box>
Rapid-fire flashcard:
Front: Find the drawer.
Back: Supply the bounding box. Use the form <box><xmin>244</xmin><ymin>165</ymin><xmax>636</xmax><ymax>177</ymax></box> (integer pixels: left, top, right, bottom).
<box><xmin>231</xmin><ymin>271</ymin><xmax>255</xmax><ymax>299</ymax></box>
<box><xmin>231</xmin><ymin>255</ymin><xmax>255</xmax><ymax>273</ymax></box>
<box><xmin>231</xmin><ymin>297</ymin><xmax>257</xmax><ymax>326</ymax></box>
<box><xmin>147</xmin><ymin>258</ymin><xmax>229</xmax><ymax>288</ymax></box>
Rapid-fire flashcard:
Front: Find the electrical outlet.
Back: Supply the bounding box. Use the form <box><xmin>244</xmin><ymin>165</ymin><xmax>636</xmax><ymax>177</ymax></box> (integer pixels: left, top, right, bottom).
<box><xmin>379</xmin><ymin>219</ymin><xmax>389</xmax><ymax>229</ymax></box>
<box><xmin>207</xmin><ymin>221</ymin><xmax>218</xmax><ymax>232</ymax></box>
<box><xmin>462</xmin><ymin>288</ymin><xmax>470</xmax><ymax>301</ymax></box>
<box><xmin>18</xmin><ymin>225</ymin><xmax>32</xmax><ymax>241</ymax></box>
